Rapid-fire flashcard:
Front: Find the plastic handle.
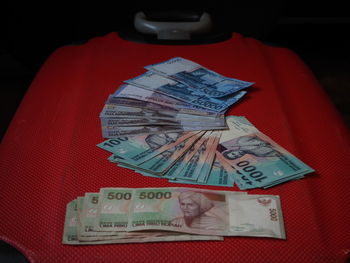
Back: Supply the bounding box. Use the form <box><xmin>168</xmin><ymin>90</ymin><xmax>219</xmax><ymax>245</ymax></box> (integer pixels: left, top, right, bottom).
<box><xmin>134</xmin><ymin>11</ymin><xmax>213</xmax><ymax>40</ymax></box>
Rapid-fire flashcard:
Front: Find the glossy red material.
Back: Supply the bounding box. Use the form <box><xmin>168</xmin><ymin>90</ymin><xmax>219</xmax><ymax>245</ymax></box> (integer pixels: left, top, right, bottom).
<box><xmin>1</xmin><ymin>33</ymin><xmax>349</xmax><ymax>262</ymax></box>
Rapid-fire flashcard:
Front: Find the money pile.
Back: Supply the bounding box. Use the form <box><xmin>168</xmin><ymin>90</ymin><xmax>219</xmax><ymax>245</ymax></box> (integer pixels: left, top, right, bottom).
<box><xmin>97</xmin><ymin>116</ymin><xmax>314</xmax><ymax>189</ymax></box>
<box><xmin>100</xmin><ymin>57</ymin><xmax>253</xmax><ymax>138</ymax></box>
<box><xmin>63</xmin><ymin>187</ymin><xmax>286</xmax><ymax>244</ymax></box>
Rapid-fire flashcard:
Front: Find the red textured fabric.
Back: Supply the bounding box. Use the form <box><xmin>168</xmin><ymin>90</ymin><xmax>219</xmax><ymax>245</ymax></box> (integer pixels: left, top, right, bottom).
<box><xmin>1</xmin><ymin>32</ymin><xmax>349</xmax><ymax>263</ymax></box>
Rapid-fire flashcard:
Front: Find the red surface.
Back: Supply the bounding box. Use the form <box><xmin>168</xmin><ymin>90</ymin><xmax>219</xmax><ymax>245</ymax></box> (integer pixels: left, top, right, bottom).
<box><xmin>1</xmin><ymin>32</ymin><xmax>349</xmax><ymax>263</ymax></box>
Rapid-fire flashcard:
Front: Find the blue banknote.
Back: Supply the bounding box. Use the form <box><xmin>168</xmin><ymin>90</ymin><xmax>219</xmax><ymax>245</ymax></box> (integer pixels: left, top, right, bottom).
<box><xmin>125</xmin><ymin>72</ymin><xmax>247</xmax><ymax>113</ymax></box>
<box><xmin>145</xmin><ymin>57</ymin><xmax>254</xmax><ymax>98</ymax></box>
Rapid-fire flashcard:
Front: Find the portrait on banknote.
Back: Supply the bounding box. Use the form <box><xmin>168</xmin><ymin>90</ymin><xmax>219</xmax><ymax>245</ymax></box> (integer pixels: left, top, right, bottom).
<box><xmin>219</xmin><ymin>135</ymin><xmax>279</xmax><ymax>160</ymax></box>
<box><xmin>171</xmin><ymin>190</ymin><xmax>228</xmax><ymax>231</ymax></box>
<box><xmin>145</xmin><ymin>133</ymin><xmax>182</xmax><ymax>149</ymax></box>
<box><xmin>145</xmin><ymin>133</ymin><xmax>185</xmax><ymax>158</ymax></box>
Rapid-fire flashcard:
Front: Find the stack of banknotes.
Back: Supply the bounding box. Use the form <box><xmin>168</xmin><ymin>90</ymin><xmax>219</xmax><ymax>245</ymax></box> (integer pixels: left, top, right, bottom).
<box><xmin>100</xmin><ymin>57</ymin><xmax>254</xmax><ymax>138</ymax></box>
<box><xmin>63</xmin><ymin>187</ymin><xmax>286</xmax><ymax>244</ymax></box>
<box><xmin>97</xmin><ymin>116</ymin><xmax>314</xmax><ymax>190</ymax></box>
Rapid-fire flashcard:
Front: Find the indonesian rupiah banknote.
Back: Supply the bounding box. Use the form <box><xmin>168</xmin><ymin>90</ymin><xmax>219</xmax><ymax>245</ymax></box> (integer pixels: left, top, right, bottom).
<box><xmin>100</xmin><ymin>57</ymin><xmax>251</xmax><ymax>139</ymax></box>
<box><xmin>112</xmin><ymin>85</ymin><xmax>221</xmax><ymax>115</ymax></box>
<box><xmin>97</xmin><ymin>131</ymin><xmax>200</xmax><ymax>165</ymax></box>
<box><xmin>97</xmin><ymin>57</ymin><xmax>313</xmax><ymax>189</ymax></box>
<box><xmin>97</xmin><ymin>115</ymin><xmax>314</xmax><ymax>189</ymax></box>
<box><xmin>62</xmin><ymin>187</ymin><xmax>285</xmax><ymax>245</ymax></box>
<box><xmin>217</xmin><ymin>116</ymin><xmax>314</xmax><ymax>189</ymax></box>
<box><xmin>125</xmin><ymin>71</ymin><xmax>247</xmax><ymax>113</ymax></box>
<box><xmin>101</xmin><ymin>96</ymin><xmax>225</xmax><ymax>122</ymax></box>
<box><xmin>148</xmin><ymin>115</ymin><xmax>313</xmax><ymax>189</ymax></box>
<box><xmin>144</xmin><ymin>57</ymin><xmax>254</xmax><ymax>97</ymax></box>
<box><xmin>63</xmin><ymin>198</ymin><xmax>224</xmax><ymax>245</ymax></box>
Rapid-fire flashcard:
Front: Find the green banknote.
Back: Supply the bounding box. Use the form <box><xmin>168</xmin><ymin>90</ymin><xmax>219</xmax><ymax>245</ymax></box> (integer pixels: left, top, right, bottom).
<box><xmin>98</xmin><ymin>131</ymin><xmax>199</xmax><ymax>165</ymax></box>
<box><xmin>175</xmin><ymin>131</ymin><xmax>221</xmax><ymax>182</ymax></box>
<box><xmin>169</xmin><ymin>154</ymin><xmax>235</xmax><ymax>187</ymax></box>
<box><xmin>119</xmin><ymin>132</ymin><xmax>204</xmax><ymax>176</ymax></box>
<box><xmin>163</xmin><ymin>131</ymin><xmax>213</xmax><ymax>180</ymax></box>
<box><xmin>78</xmin><ymin>193</ymin><xmax>122</xmax><ymax>238</ymax></box>
<box><xmin>97</xmin><ymin>115</ymin><xmax>313</xmax><ymax>190</ymax></box>
<box><xmin>101</xmin><ymin>124</ymin><xmax>206</xmax><ymax>138</ymax></box>
<box><xmin>196</xmin><ymin>131</ymin><xmax>222</xmax><ymax>183</ymax></box>
<box><xmin>219</xmin><ymin>116</ymin><xmax>259</xmax><ymax>143</ymax></box>
<box><xmin>63</xmin><ymin>199</ymin><xmax>80</xmax><ymax>244</ymax></box>
<box><xmin>217</xmin><ymin>129</ymin><xmax>314</xmax><ymax>190</ymax></box>
<box><xmin>80</xmin><ymin>193</ymin><xmax>100</xmax><ymax>236</ymax></box>
<box><xmin>94</xmin><ymin>188</ymin><xmax>133</xmax><ymax>232</ymax></box>
<box><xmin>63</xmin><ymin>198</ymin><xmax>223</xmax><ymax>245</ymax></box>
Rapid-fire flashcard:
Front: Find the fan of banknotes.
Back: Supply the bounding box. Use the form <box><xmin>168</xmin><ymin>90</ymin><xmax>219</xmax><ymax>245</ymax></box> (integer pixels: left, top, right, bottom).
<box><xmin>98</xmin><ymin>57</ymin><xmax>314</xmax><ymax>189</ymax></box>
<box><xmin>98</xmin><ymin>116</ymin><xmax>314</xmax><ymax>190</ymax></box>
<box><xmin>63</xmin><ymin>187</ymin><xmax>286</xmax><ymax>244</ymax></box>
<box><xmin>100</xmin><ymin>57</ymin><xmax>252</xmax><ymax>138</ymax></box>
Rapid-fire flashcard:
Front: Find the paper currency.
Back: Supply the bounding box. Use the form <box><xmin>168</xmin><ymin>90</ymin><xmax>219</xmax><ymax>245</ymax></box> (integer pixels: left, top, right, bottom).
<box><xmin>125</xmin><ymin>72</ymin><xmax>247</xmax><ymax>112</ymax></box>
<box><xmin>99</xmin><ymin>57</ymin><xmax>251</xmax><ymax>139</ymax></box>
<box><xmin>196</xmin><ymin>131</ymin><xmax>222</xmax><ymax>183</ymax></box>
<box><xmin>98</xmin><ymin>131</ymin><xmax>199</xmax><ymax>165</ymax></box>
<box><xmin>101</xmin><ymin>125</ymin><xmax>206</xmax><ymax>138</ymax></box>
<box><xmin>119</xmin><ymin>132</ymin><xmax>204</xmax><ymax>176</ymax></box>
<box><xmin>162</xmin><ymin>131</ymin><xmax>213</xmax><ymax>180</ymax></box>
<box><xmin>112</xmin><ymin>84</ymin><xmax>220</xmax><ymax>115</ymax></box>
<box><xmin>217</xmin><ymin>117</ymin><xmax>314</xmax><ymax>189</ymax></box>
<box><xmin>63</xmin><ymin>187</ymin><xmax>285</xmax><ymax>245</ymax></box>
<box><xmin>103</xmin><ymin>96</ymin><xmax>225</xmax><ymax>120</ymax></box>
<box><xmin>144</xmin><ymin>57</ymin><xmax>254</xmax><ymax>97</ymax></box>
<box><xmin>100</xmin><ymin>99</ymin><xmax>227</xmax><ymax>134</ymax></box>
<box><xmin>97</xmin><ymin>58</ymin><xmax>313</xmax><ymax>189</ymax></box>
<box><xmin>98</xmin><ymin>115</ymin><xmax>314</xmax><ymax>189</ymax></box>
<box><xmin>63</xmin><ymin>198</ymin><xmax>223</xmax><ymax>245</ymax></box>
<box><xmin>175</xmin><ymin>131</ymin><xmax>221</xmax><ymax>182</ymax></box>
<box><xmin>101</xmin><ymin>115</ymin><xmax>226</xmax><ymax>127</ymax></box>
<box><xmin>101</xmin><ymin>117</ymin><xmax>183</xmax><ymax>127</ymax></box>
<box><xmin>102</xmin><ymin>123</ymin><xmax>226</xmax><ymax>135</ymax></box>
<box><xmin>63</xmin><ymin>199</ymin><xmax>80</xmax><ymax>244</ymax></box>
<box><xmin>128</xmin><ymin>187</ymin><xmax>285</xmax><ymax>239</ymax></box>
<box><xmin>169</xmin><ymin>155</ymin><xmax>235</xmax><ymax>187</ymax></box>
<box><xmin>79</xmin><ymin>193</ymin><xmax>116</xmax><ymax>237</ymax></box>
<box><xmin>77</xmin><ymin>192</ymin><xmax>223</xmax><ymax>243</ymax></box>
